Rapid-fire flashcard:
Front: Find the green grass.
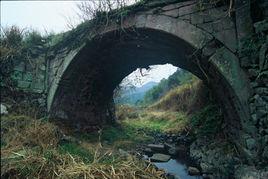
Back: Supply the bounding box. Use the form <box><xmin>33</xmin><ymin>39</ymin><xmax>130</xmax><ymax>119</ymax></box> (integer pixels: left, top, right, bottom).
<box><xmin>59</xmin><ymin>142</ymin><xmax>94</xmax><ymax>163</ymax></box>
<box><xmin>73</xmin><ymin>123</ymin><xmax>153</xmax><ymax>150</ymax></box>
<box><xmin>122</xmin><ymin>111</ymin><xmax>189</xmax><ymax>133</ymax></box>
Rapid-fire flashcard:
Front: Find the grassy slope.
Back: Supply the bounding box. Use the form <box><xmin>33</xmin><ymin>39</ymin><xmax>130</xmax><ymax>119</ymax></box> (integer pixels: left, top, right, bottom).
<box><xmin>123</xmin><ymin>78</ymin><xmax>224</xmax><ymax>139</ymax></box>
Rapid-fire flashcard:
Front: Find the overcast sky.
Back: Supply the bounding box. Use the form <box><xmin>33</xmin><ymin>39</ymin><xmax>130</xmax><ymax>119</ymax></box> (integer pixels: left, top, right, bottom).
<box><xmin>1</xmin><ymin>1</ymin><xmax>80</xmax><ymax>34</ymax></box>
<box><xmin>1</xmin><ymin>1</ymin><xmax>178</xmax><ymax>86</ymax></box>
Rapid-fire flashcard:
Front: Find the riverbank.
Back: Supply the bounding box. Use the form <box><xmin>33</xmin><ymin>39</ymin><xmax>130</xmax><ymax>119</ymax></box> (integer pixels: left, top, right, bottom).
<box><xmin>1</xmin><ymin>111</ymin><xmax>201</xmax><ymax>178</ymax></box>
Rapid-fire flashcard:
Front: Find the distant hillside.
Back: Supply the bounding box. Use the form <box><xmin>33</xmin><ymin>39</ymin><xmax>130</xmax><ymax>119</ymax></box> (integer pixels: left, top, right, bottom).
<box><xmin>139</xmin><ymin>69</ymin><xmax>195</xmax><ymax>106</ymax></box>
<box><xmin>115</xmin><ymin>81</ymin><xmax>158</xmax><ymax>105</ymax></box>
<box><xmin>150</xmin><ymin>80</ymin><xmax>209</xmax><ymax>114</ymax></box>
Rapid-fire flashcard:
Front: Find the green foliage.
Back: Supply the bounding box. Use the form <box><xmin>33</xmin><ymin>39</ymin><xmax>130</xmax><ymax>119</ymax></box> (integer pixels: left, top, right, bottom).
<box><xmin>23</xmin><ymin>30</ymin><xmax>44</xmax><ymax>47</ymax></box>
<box><xmin>190</xmin><ymin>104</ymin><xmax>223</xmax><ymax>137</ymax></box>
<box><xmin>123</xmin><ymin>111</ymin><xmax>189</xmax><ymax>133</ymax></box>
<box><xmin>1</xmin><ymin>26</ymin><xmax>23</xmax><ymax>48</ymax></box>
<box><xmin>101</xmin><ymin>125</ymin><xmax>152</xmax><ymax>147</ymax></box>
<box><xmin>140</xmin><ymin>69</ymin><xmax>195</xmax><ymax>105</ymax></box>
<box><xmin>59</xmin><ymin>142</ymin><xmax>93</xmax><ymax>163</ymax></box>
<box><xmin>0</xmin><ymin>26</ymin><xmax>50</xmax><ymax>88</ymax></box>
<box><xmin>74</xmin><ymin>122</ymin><xmax>152</xmax><ymax>150</ymax></box>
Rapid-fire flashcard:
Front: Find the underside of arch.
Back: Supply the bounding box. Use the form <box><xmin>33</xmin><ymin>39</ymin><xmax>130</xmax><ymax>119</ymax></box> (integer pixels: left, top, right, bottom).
<box><xmin>49</xmin><ymin>28</ymin><xmax>247</xmax><ymax>137</ymax></box>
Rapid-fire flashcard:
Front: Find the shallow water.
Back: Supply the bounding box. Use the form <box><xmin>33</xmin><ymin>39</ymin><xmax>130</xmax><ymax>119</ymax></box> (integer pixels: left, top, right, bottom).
<box><xmin>154</xmin><ymin>158</ymin><xmax>202</xmax><ymax>179</ymax></box>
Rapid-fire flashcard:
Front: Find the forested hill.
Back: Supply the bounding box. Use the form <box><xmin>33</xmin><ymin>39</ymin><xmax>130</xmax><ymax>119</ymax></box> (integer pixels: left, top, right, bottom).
<box><xmin>139</xmin><ymin>69</ymin><xmax>195</xmax><ymax>106</ymax></box>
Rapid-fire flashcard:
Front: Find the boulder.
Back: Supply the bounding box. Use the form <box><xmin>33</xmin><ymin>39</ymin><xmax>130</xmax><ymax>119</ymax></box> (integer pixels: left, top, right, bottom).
<box><xmin>119</xmin><ymin>149</ymin><xmax>130</xmax><ymax>157</ymax></box>
<box><xmin>150</xmin><ymin>153</ymin><xmax>171</xmax><ymax>162</ymax></box>
<box><xmin>164</xmin><ymin>142</ymin><xmax>174</xmax><ymax>150</ymax></box>
<box><xmin>147</xmin><ymin>144</ymin><xmax>165</xmax><ymax>152</ymax></box>
<box><xmin>1</xmin><ymin>104</ymin><xmax>8</xmax><ymax>115</ymax></box>
<box><xmin>188</xmin><ymin>166</ymin><xmax>200</xmax><ymax>175</ymax></box>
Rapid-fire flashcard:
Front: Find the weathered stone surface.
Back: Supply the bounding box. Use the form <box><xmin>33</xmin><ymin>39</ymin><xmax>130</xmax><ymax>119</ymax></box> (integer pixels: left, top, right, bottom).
<box><xmin>246</xmin><ymin>138</ymin><xmax>256</xmax><ymax>150</ymax></box>
<box><xmin>0</xmin><ymin>104</ymin><xmax>8</xmax><ymax>115</ymax></box>
<box><xmin>150</xmin><ymin>153</ymin><xmax>171</xmax><ymax>162</ymax></box>
<box><xmin>147</xmin><ymin>144</ymin><xmax>165</xmax><ymax>152</ymax></box>
<box><xmin>188</xmin><ymin>166</ymin><xmax>200</xmax><ymax>176</ymax></box>
<box><xmin>209</xmin><ymin>47</ymin><xmax>250</xmax><ymax>121</ymax></box>
<box><xmin>234</xmin><ymin>165</ymin><xmax>268</xmax><ymax>179</ymax></box>
<box><xmin>5</xmin><ymin>0</ymin><xmax>267</xmax><ymax>171</ymax></box>
<box><xmin>254</xmin><ymin>20</ymin><xmax>268</xmax><ymax>33</ymax></box>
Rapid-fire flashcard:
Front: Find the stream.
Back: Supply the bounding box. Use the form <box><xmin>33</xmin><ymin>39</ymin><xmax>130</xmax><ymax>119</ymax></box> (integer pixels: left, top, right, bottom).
<box><xmin>143</xmin><ymin>154</ymin><xmax>202</xmax><ymax>179</ymax></box>
<box><xmin>153</xmin><ymin>158</ymin><xmax>202</xmax><ymax>179</ymax></box>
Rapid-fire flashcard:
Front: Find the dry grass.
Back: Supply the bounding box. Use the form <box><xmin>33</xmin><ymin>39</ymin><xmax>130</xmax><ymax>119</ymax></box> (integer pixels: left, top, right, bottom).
<box><xmin>115</xmin><ymin>105</ymin><xmax>139</xmax><ymax>120</ymax></box>
<box><xmin>1</xmin><ymin>114</ymin><xmax>166</xmax><ymax>179</ymax></box>
<box><xmin>58</xmin><ymin>155</ymin><xmax>165</xmax><ymax>179</ymax></box>
<box><xmin>1</xmin><ymin>115</ymin><xmax>61</xmax><ymax>156</ymax></box>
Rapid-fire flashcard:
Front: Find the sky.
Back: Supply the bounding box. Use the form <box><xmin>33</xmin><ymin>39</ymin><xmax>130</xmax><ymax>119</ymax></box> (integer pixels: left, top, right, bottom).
<box><xmin>1</xmin><ymin>1</ymin><xmax>80</xmax><ymax>34</ymax></box>
<box><xmin>1</xmin><ymin>1</ymin><xmax>178</xmax><ymax>86</ymax></box>
<box><xmin>123</xmin><ymin>64</ymin><xmax>178</xmax><ymax>87</ymax></box>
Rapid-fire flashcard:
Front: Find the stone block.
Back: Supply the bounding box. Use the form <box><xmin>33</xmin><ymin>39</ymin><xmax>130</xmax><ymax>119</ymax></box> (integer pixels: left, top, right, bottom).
<box><xmin>188</xmin><ymin>166</ymin><xmax>200</xmax><ymax>175</ymax></box>
<box><xmin>161</xmin><ymin>9</ymin><xmax>179</xmax><ymax>17</ymax></box>
<box><xmin>190</xmin><ymin>13</ymin><xmax>204</xmax><ymax>24</ymax></box>
<box><xmin>135</xmin><ymin>14</ymin><xmax>147</xmax><ymax>28</ymax></box>
<box><xmin>147</xmin><ymin>144</ymin><xmax>165</xmax><ymax>152</ymax></box>
<box><xmin>246</xmin><ymin>138</ymin><xmax>256</xmax><ymax>150</ymax></box>
<box><xmin>23</xmin><ymin>72</ymin><xmax>33</xmax><ymax>82</ymax></box>
<box><xmin>11</xmin><ymin>71</ymin><xmax>23</xmax><ymax>80</ymax></box>
<box><xmin>254</xmin><ymin>20</ymin><xmax>268</xmax><ymax>33</ymax></box>
<box><xmin>162</xmin><ymin>1</ymin><xmax>195</xmax><ymax>11</ymax></box>
<box><xmin>214</xmin><ymin>28</ymin><xmax>237</xmax><ymax>52</ymax></box>
<box><xmin>251</xmin><ymin>113</ymin><xmax>258</xmax><ymax>124</ymax></box>
<box><xmin>13</xmin><ymin>62</ymin><xmax>25</xmax><ymax>72</ymax></box>
<box><xmin>17</xmin><ymin>81</ymin><xmax>31</xmax><ymax>89</ymax></box>
<box><xmin>179</xmin><ymin>3</ymin><xmax>197</xmax><ymax>16</ymax></box>
<box><xmin>256</xmin><ymin>109</ymin><xmax>267</xmax><ymax>118</ymax></box>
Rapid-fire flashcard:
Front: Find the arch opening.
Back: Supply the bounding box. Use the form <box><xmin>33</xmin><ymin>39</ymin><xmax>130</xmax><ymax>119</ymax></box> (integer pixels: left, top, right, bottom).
<box><xmin>50</xmin><ymin>28</ymin><xmax>242</xmax><ymax>138</ymax></box>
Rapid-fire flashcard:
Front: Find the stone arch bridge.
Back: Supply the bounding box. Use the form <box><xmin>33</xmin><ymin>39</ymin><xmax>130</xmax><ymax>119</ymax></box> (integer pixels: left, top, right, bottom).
<box><xmin>8</xmin><ymin>0</ymin><xmax>268</xmax><ymax>166</ymax></box>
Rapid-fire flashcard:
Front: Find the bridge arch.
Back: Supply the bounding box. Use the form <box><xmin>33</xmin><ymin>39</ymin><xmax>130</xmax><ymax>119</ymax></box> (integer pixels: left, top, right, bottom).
<box><xmin>47</xmin><ymin>3</ymin><xmax>251</xmax><ymax>147</ymax></box>
<box><xmin>48</xmin><ymin>25</ymin><xmax>249</xmax><ymax>130</ymax></box>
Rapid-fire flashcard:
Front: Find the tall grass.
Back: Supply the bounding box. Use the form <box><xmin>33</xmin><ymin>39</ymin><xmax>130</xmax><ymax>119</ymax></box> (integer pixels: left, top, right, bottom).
<box><xmin>1</xmin><ymin>114</ymin><xmax>166</xmax><ymax>179</ymax></box>
<box><xmin>150</xmin><ymin>80</ymin><xmax>209</xmax><ymax>114</ymax></box>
